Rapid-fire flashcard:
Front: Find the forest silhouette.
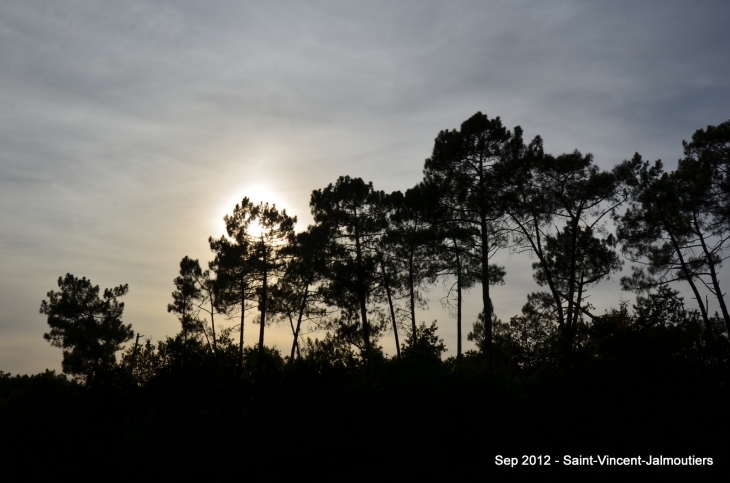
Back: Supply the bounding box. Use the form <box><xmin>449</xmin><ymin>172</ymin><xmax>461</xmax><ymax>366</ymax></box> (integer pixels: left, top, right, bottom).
<box><xmin>2</xmin><ymin>113</ymin><xmax>729</xmax><ymax>478</ymax></box>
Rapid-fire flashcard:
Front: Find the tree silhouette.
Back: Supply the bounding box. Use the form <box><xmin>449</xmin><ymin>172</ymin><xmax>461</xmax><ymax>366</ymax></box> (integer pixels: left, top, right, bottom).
<box><xmin>40</xmin><ymin>273</ymin><xmax>133</xmax><ymax>384</ymax></box>
<box><xmin>533</xmin><ymin>223</ymin><xmax>622</xmax><ymax>325</ymax></box>
<box><xmin>168</xmin><ymin>256</ymin><xmax>220</xmax><ymax>351</ymax></box>
<box><xmin>167</xmin><ymin>256</ymin><xmax>204</xmax><ymax>343</ymax></box>
<box><xmin>676</xmin><ymin>123</ymin><xmax>730</xmax><ymax>333</ymax></box>
<box><xmin>384</xmin><ymin>186</ymin><xmax>435</xmax><ymax>343</ymax></box>
<box><xmin>423</xmin><ymin>112</ymin><xmax>519</xmax><ymax>359</ymax></box>
<box><xmin>209</xmin><ymin>197</ymin><xmax>259</xmax><ymax>370</ymax></box>
<box><xmin>270</xmin><ymin>224</ymin><xmax>330</xmax><ymax>360</ymax></box>
<box><xmin>251</xmin><ymin>202</ymin><xmax>296</xmax><ymax>361</ymax></box>
<box><xmin>618</xmin><ymin>155</ymin><xmax>712</xmax><ymax>330</ymax></box>
<box><xmin>682</xmin><ymin>119</ymin><xmax>730</xmax><ymax>227</ymax></box>
<box><xmin>310</xmin><ymin>176</ymin><xmax>389</xmax><ymax>353</ymax></box>
<box><xmin>500</xmin><ymin>145</ymin><xmax>628</xmax><ymax>358</ymax></box>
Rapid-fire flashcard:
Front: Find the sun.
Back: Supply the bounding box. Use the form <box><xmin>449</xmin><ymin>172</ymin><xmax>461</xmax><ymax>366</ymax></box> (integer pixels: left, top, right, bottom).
<box><xmin>247</xmin><ymin>219</ymin><xmax>264</xmax><ymax>239</ymax></box>
<box><xmin>213</xmin><ymin>183</ymin><xmax>286</xmax><ymax>238</ymax></box>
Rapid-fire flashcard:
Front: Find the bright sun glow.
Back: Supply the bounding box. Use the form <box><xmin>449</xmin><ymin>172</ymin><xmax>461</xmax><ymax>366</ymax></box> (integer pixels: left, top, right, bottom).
<box><xmin>247</xmin><ymin>219</ymin><xmax>263</xmax><ymax>238</ymax></box>
<box><xmin>214</xmin><ymin>182</ymin><xmax>288</xmax><ymax>238</ymax></box>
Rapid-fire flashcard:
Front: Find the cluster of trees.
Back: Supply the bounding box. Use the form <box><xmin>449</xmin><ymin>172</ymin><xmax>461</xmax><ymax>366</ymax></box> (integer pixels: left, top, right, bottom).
<box><xmin>37</xmin><ymin>114</ymin><xmax>730</xmax><ymax>384</ymax></box>
<box><xmin>10</xmin><ymin>115</ymin><xmax>730</xmax><ymax>478</ymax></box>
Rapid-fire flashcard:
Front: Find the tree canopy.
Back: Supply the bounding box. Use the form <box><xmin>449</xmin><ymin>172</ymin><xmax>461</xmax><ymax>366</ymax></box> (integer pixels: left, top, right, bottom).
<box><xmin>40</xmin><ymin>273</ymin><xmax>133</xmax><ymax>383</ymax></box>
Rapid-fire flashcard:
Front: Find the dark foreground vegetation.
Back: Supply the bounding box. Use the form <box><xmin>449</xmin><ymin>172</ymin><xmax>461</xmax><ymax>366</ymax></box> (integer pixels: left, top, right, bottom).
<box><xmin>1</xmin><ymin>330</ymin><xmax>728</xmax><ymax>479</ymax></box>
<box><xmin>2</xmin><ymin>114</ymin><xmax>730</xmax><ymax>478</ymax></box>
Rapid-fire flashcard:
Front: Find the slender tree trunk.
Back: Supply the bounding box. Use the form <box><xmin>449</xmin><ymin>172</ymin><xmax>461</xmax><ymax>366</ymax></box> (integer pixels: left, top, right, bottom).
<box><xmin>409</xmin><ymin>254</ymin><xmax>416</xmax><ymax>336</ymax></box>
<box><xmin>508</xmin><ymin>209</ymin><xmax>567</xmax><ymax>329</ymax></box>
<box><xmin>565</xmin><ymin>216</ymin><xmax>582</xmax><ymax>339</ymax></box>
<box><xmin>692</xmin><ymin>213</ymin><xmax>730</xmax><ymax>333</ymax></box>
<box><xmin>201</xmin><ymin>325</ymin><xmax>213</xmax><ymax>353</ymax></box>
<box><xmin>380</xmin><ymin>257</ymin><xmax>400</xmax><ymax>357</ymax></box>
<box><xmin>210</xmin><ymin>296</ymin><xmax>217</xmax><ymax>353</ymax></box>
<box><xmin>573</xmin><ymin>272</ymin><xmax>585</xmax><ymax>328</ymax></box>
<box><xmin>291</xmin><ymin>285</ymin><xmax>309</xmax><ymax>361</ymax></box>
<box><xmin>287</xmin><ymin>314</ymin><xmax>296</xmax><ymax>354</ymax></box>
<box><xmin>259</xmin><ymin>242</ymin><xmax>267</xmax><ymax>365</ymax></box>
<box><xmin>131</xmin><ymin>333</ymin><xmax>142</xmax><ymax>372</ymax></box>
<box><xmin>239</xmin><ymin>280</ymin><xmax>246</xmax><ymax>372</ymax></box>
<box><xmin>524</xmin><ymin>213</ymin><xmax>566</xmax><ymax>328</ymax></box>
<box><xmin>353</xmin><ymin>209</ymin><xmax>371</xmax><ymax>351</ymax></box>
<box><xmin>566</xmin><ymin>272</ymin><xmax>586</xmax><ymax>356</ymax></box>
<box><xmin>672</xmin><ymin>245</ymin><xmax>711</xmax><ymax>332</ymax></box>
<box><xmin>182</xmin><ymin>311</ymin><xmax>188</xmax><ymax>343</ymax></box>
<box><xmin>649</xmin><ymin>186</ymin><xmax>711</xmax><ymax>329</ymax></box>
<box><xmin>478</xmin><ymin>156</ymin><xmax>493</xmax><ymax>362</ymax></box>
<box><xmin>456</xmin><ymin>245</ymin><xmax>463</xmax><ymax>358</ymax></box>
<box><xmin>480</xmin><ymin>213</ymin><xmax>492</xmax><ymax>360</ymax></box>
<box><xmin>656</xmin><ymin>208</ymin><xmax>711</xmax><ymax>330</ymax></box>
<box><xmin>286</xmin><ymin>312</ymin><xmax>303</xmax><ymax>360</ymax></box>
<box><xmin>563</xmin><ymin>215</ymin><xmax>583</xmax><ymax>358</ymax></box>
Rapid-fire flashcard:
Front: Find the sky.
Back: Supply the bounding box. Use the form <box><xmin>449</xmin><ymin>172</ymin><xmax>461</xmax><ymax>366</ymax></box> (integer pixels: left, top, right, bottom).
<box><xmin>2</xmin><ymin>0</ymin><xmax>730</xmax><ymax>375</ymax></box>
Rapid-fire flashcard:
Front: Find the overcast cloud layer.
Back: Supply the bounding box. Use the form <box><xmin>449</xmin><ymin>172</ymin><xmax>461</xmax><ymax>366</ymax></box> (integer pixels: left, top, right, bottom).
<box><xmin>2</xmin><ymin>1</ymin><xmax>730</xmax><ymax>374</ymax></box>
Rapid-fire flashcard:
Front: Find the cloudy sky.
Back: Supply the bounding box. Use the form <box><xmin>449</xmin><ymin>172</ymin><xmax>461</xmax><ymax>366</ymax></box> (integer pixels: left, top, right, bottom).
<box><xmin>2</xmin><ymin>0</ymin><xmax>729</xmax><ymax>375</ymax></box>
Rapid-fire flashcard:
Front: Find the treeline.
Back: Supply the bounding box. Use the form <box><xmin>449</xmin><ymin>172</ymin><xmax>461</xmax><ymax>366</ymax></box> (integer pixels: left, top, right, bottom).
<box><xmin>166</xmin><ymin>113</ymin><xmax>730</xmax><ymax>370</ymax></box>
<box><xmin>2</xmin><ymin>113</ymin><xmax>730</xmax><ymax>478</ymax></box>
<box><xmin>35</xmin><ymin>113</ymin><xmax>730</xmax><ymax>384</ymax></box>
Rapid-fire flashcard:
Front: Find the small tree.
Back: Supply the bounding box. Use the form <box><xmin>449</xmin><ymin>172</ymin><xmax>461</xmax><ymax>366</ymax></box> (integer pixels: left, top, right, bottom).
<box><xmin>40</xmin><ymin>273</ymin><xmax>133</xmax><ymax>383</ymax></box>
<box><xmin>269</xmin><ymin>224</ymin><xmax>330</xmax><ymax>361</ymax></box>
<box><xmin>167</xmin><ymin>256</ymin><xmax>204</xmax><ymax>342</ymax></box>
<box><xmin>381</xmin><ymin>186</ymin><xmax>435</xmax><ymax>355</ymax></box>
<box><xmin>252</xmin><ymin>202</ymin><xmax>296</xmax><ymax>361</ymax></box>
<box><xmin>400</xmin><ymin>320</ymin><xmax>447</xmax><ymax>368</ymax></box>
<box><xmin>210</xmin><ymin>198</ymin><xmax>259</xmax><ymax>370</ymax></box>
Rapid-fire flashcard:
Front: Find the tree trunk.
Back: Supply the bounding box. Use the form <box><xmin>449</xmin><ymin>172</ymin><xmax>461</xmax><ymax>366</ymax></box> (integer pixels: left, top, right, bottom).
<box><xmin>565</xmin><ymin>216</ymin><xmax>582</xmax><ymax>341</ymax></box>
<box><xmin>131</xmin><ymin>333</ymin><xmax>142</xmax><ymax>372</ymax></box>
<box><xmin>648</xmin><ymin>185</ymin><xmax>711</xmax><ymax>330</ymax></box>
<box><xmin>656</xmin><ymin>206</ymin><xmax>711</xmax><ymax>330</ymax></box>
<box><xmin>259</xmin><ymin>242</ymin><xmax>267</xmax><ymax>365</ymax></box>
<box><xmin>353</xmin><ymin>209</ymin><xmax>371</xmax><ymax>351</ymax></box>
<box><xmin>239</xmin><ymin>279</ymin><xmax>246</xmax><ymax>372</ymax></box>
<box><xmin>409</xmin><ymin>254</ymin><xmax>416</xmax><ymax>336</ymax></box>
<box><xmin>380</xmin><ymin>257</ymin><xmax>400</xmax><ymax>357</ymax></box>
<box><xmin>456</xmin><ymin>247</ymin><xmax>463</xmax><ymax>359</ymax></box>
<box><xmin>480</xmin><ymin>213</ymin><xmax>492</xmax><ymax>360</ymax></box>
<box><xmin>291</xmin><ymin>285</ymin><xmax>309</xmax><ymax>361</ymax></box>
<box><xmin>693</xmin><ymin>213</ymin><xmax>730</xmax><ymax>333</ymax></box>
<box><xmin>525</xmin><ymin>213</ymin><xmax>566</xmax><ymax>329</ymax></box>
<box><xmin>210</xmin><ymin>296</ymin><xmax>217</xmax><ymax>354</ymax></box>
